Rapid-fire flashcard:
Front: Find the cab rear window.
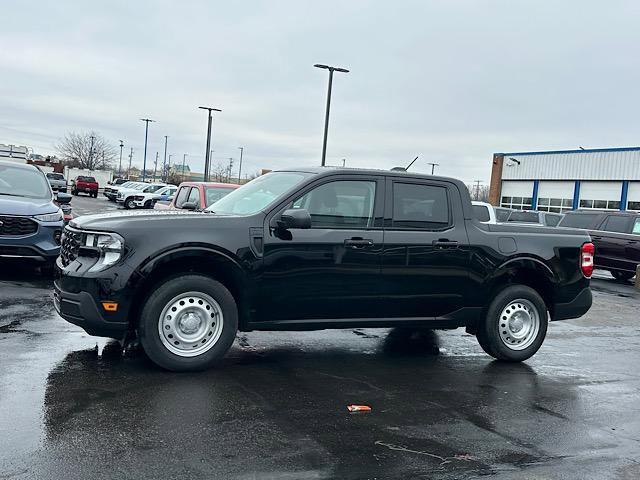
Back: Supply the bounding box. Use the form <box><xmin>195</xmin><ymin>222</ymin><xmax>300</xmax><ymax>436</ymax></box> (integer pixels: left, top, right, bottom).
<box><xmin>559</xmin><ymin>213</ymin><xmax>599</xmax><ymax>229</ymax></box>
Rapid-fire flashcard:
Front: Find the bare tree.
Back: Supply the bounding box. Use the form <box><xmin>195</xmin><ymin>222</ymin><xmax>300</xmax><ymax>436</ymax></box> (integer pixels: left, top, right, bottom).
<box><xmin>210</xmin><ymin>161</ymin><xmax>229</xmax><ymax>182</ymax></box>
<box><xmin>56</xmin><ymin>131</ymin><xmax>117</xmax><ymax>170</ymax></box>
<box><xmin>466</xmin><ymin>183</ymin><xmax>490</xmax><ymax>202</ymax></box>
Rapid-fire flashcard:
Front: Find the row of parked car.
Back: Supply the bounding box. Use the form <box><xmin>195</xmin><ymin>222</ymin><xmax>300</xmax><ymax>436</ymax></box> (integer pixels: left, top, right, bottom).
<box><xmin>103</xmin><ymin>179</ymin><xmax>239</xmax><ymax>211</ymax></box>
<box><xmin>472</xmin><ymin>201</ymin><xmax>640</xmax><ymax>281</ymax></box>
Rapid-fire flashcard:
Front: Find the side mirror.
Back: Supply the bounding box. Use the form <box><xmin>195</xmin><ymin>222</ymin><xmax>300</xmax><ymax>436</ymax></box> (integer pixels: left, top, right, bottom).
<box><xmin>56</xmin><ymin>192</ymin><xmax>72</xmax><ymax>204</ymax></box>
<box><xmin>277</xmin><ymin>209</ymin><xmax>311</xmax><ymax>230</ymax></box>
<box><xmin>181</xmin><ymin>202</ymin><xmax>199</xmax><ymax>211</ymax></box>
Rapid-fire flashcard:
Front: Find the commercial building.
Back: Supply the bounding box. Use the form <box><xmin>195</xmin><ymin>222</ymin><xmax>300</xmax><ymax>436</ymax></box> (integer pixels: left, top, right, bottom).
<box><xmin>489</xmin><ymin>147</ymin><xmax>640</xmax><ymax>213</ymax></box>
<box><xmin>0</xmin><ymin>144</ymin><xmax>28</xmax><ymax>162</ymax></box>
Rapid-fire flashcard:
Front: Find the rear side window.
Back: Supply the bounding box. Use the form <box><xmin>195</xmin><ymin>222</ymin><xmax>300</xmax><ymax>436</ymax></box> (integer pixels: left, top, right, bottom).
<box><xmin>559</xmin><ymin>213</ymin><xmax>599</xmax><ymax>229</ymax></box>
<box><xmin>508</xmin><ymin>211</ymin><xmax>539</xmax><ymax>223</ymax></box>
<box><xmin>495</xmin><ymin>208</ymin><xmax>511</xmax><ymax>222</ymax></box>
<box><xmin>633</xmin><ymin>219</ymin><xmax>640</xmax><ymax>235</ymax></box>
<box><xmin>599</xmin><ymin>215</ymin><xmax>631</xmax><ymax>233</ymax></box>
<box><xmin>392</xmin><ymin>183</ymin><xmax>450</xmax><ymax>229</ymax></box>
<box><xmin>472</xmin><ymin>205</ymin><xmax>490</xmax><ymax>222</ymax></box>
<box><xmin>174</xmin><ymin>186</ymin><xmax>190</xmax><ymax>208</ymax></box>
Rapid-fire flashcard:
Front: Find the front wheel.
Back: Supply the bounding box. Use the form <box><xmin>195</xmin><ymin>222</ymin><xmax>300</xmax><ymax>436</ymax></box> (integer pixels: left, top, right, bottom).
<box><xmin>476</xmin><ymin>285</ymin><xmax>548</xmax><ymax>362</ymax></box>
<box><xmin>124</xmin><ymin>197</ymin><xmax>135</xmax><ymax>209</ymax></box>
<box><xmin>611</xmin><ymin>270</ymin><xmax>635</xmax><ymax>282</ymax></box>
<box><xmin>138</xmin><ymin>275</ymin><xmax>238</xmax><ymax>371</ymax></box>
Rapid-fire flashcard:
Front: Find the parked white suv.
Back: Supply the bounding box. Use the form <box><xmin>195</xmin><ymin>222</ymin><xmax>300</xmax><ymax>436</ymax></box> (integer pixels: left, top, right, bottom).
<box><xmin>132</xmin><ymin>185</ymin><xmax>178</xmax><ymax>209</ymax></box>
<box><xmin>117</xmin><ymin>183</ymin><xmax>168</xmax><ymax>209</ymax></box>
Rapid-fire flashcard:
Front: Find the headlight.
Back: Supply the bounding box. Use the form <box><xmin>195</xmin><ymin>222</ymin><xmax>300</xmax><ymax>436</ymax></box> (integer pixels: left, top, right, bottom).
<box><xmin>81</xmin><ymin>232</ymin><xmax>125</xmax><ymax>272</ymax></box>
<box><xmin>34</xmin><ymin>209</ymin><xmax>63</xmax><ymax>222</ymax></box>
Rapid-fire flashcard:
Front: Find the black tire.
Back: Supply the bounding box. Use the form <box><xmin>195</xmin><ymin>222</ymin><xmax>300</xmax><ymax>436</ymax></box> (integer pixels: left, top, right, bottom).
<box><xmin>611</xmin><ymin>270</ymin><xmax>635</xmax><ymax>282</ymax></box>
<box><xmin>138</xmin><ymin>275</ymin><xmax>238</xmax><ymax>371</ymax></box>
<box><xmin>72</xmin><ymin>190</ymin><xmax>77</xmax><ymax>196</ymax></box>
<box><xmin>124</xmin><ymin>197</ymin><xmax>135</xmax><ymax>209</ymax></box>
<box><xmin>144</xmin><ymin>200</ymin><xmax>153</xmax><ymax>209</ymax></box>
<box><xmin>476</xmin><ymin>285</ymin><xmax>548</xmax><ymax>362</ymax></box>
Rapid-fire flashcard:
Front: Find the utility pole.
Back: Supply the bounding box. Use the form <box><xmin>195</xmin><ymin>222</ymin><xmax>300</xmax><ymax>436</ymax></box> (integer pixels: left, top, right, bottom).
<box><xmin>162</xmin><ymin>135</ymin><xmax>168</xmax><ymax>182</ymax></box>
<box><xmin>427</xmin><ymin>162</ymin><xmax>439</xmax><ymax>175</ymax></box>
<box><xmin>474</xmin><ymin>180</ymin><xmax>482</xmax><ymax>201</ymax></box>
<box><xmin>314</xmin><ymin>64</ymin><xmax>349</xmax><ymax>166</ymax></box>
<box><xmin>153</xmin><ymin>152</ymin><xmax>159</xmax><ymax>181</ymax></box>
<box><xmin>128</xmin><ymin>147</ymin><xmax>133</xmax><ymax>178</ymax></box>
<box><xmin>88</xmin><ymin>135</ymin><xmax>96</xmax><ymax>169</ymax></box>
<box><xmin>198</xmin><ymin>106</ymin><xmax>222</xmax><ymax>181</ymax></box>
<box><xmin>118</xmin><ymin>140</ymin><xmax>124</xmax><ymax>177</ymax></box>
<box><xmin>341</xmin><ymin>158</ymin><xmax>346</xmax><ymax>167</ymax></box>
<box><xmin>237</xmin><ymin>147</ymin><xmax>244</xmax><ymax>184</ymax></box>
<box><xmin>227</xmin><ymin>157</ymin><xmax>234</xmax><ymax>183</ymax></box>
<box><xmin>182</xmin><ymin>154</ymin><xmax>188</xmax><ymax>183</ymax></box>
<box><xmin>140</xmin><ymin>118</ymin><xmax>155</xmax><ymax>181</ymax></box>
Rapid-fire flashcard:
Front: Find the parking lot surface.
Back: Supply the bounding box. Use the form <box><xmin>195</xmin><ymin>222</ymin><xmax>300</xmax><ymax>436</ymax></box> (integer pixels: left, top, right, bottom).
<box><xmin>1</xmin><ymin>195</ymin><xmax>639</xmax><ymax>479</ymax></box>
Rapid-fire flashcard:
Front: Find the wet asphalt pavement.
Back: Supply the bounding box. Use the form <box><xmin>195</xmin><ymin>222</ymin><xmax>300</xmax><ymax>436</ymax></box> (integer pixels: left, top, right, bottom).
<box><xmin>1</xmin><ymin>196</ymin><xmax>640</xmax><ymax>479</ymax></box>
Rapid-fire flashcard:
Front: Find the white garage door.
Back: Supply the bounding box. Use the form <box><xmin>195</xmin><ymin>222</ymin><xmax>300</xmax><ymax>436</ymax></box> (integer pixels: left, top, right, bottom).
<box><xmin>579</xmin><ymin>181</ymin><xmax>622</xmax><ymax>210</ymax></box>
<box><xmin>537</xmin><ymin>181</ymin><xmax>575</xmax><ymax>213</ymax></box>
<box><xmin>500</xmin><ymin>181</ymin><xmax>533</xmax><ymax>210</ymax></box>
<box><xmin>628</xmin><ymin>182</ymin><xmax>640</xmax><ymax>211</ymax></box>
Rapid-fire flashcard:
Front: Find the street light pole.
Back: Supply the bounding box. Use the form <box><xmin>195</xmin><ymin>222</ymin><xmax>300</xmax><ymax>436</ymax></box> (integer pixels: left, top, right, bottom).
<box><xmin>128</xmin><ymin>147</ymin><xmax>133</xmax><ymax>178</ymax></box>
<box><xmin>140</xmin><ymin>118</ymin><xmax>155</xmax><ymax>181</ymax></box>
<box><xmin>314</xmin><ymin>64</ymin><xmax>349</xmax><ymax>166</ymax></box>
<box><xmin>198</xmin><ymin>106</ymin><xmax>222</xmax><ymax>182</ymax></box>
<box><xmin>153</xmin><ymin>152</ymin><xmax>159</xmax><ymax>181</ymax></box>
<box><xmin>89</xmin><ymin>135</ymin><xmax>96</xmax><ymax>168</ymax></box>
<box><xmin>162</xmin><ymin>135</ymin><xmax>168</xmax><ymax>182</ymax></box>
<box><xmin>118</xmin><ymin>140</ymin><xmax>124</xmax><ymax>177</ymax></box>
<box><xmin>237</xmin><ymin>147</ymin><xmax>244</xmax><ymax>184</ymax></box>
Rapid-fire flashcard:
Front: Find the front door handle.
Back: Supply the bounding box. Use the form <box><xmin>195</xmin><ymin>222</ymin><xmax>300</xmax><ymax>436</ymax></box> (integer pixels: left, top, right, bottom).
<box><xmin>344</xmin><ymin>238</ymin><xmax>374</xmax><ymax>249</ymax></box>
<box><xmin>432</xmin><ymin>239</ymin><xmax>459</xmax><ymax>249</ymax></box>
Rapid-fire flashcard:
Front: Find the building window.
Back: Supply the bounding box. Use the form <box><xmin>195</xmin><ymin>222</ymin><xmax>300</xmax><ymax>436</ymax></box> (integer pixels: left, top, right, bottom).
<box><xmin>537</xmin><ymin>197</ymin><xmax>573</xmax><ymax>213</ymax></box>
<box><xmin>628</xmin><ymin>201</ymin><xmax>640</xmax><ymax>211</ymax></box>
<box><xmin>500</xmin><ymin>196</ymin><xmax>532</xmax><ymax>211</ymax></box>
<box><xmin>579</xmin><ymin>199</ymin><xmax>620</xmax><ymax>210</ymax></box>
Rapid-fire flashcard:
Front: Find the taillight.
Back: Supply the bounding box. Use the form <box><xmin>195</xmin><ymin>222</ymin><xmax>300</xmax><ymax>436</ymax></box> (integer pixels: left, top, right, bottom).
<box><xmin>581</xmin><ymin>242</ymin><xmax>595</xmax><ymax>278</ymax></box>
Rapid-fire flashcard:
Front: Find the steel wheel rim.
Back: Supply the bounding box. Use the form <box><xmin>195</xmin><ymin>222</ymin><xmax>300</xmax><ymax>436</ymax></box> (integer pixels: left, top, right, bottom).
<box><xmin>498</xmin><ymin>298</ymin><xmax>540</xmax><ymax>351</ymax></box>
<box><xmin>158</xmin><ymin>291</ymin><xmax>224</xmax><ymax>357</ymax></box>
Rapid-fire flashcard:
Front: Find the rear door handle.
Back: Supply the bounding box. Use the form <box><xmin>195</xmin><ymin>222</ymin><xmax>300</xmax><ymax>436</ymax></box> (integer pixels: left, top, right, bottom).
<box><xmin>432</xmin><ymin>239</ymin><xmax>459</xmax><ymax>249</ymax></box>
<box><xmin>344</xmin><ymin>238</ymin><xmax>374</xmax><ymax>249</ymax></box>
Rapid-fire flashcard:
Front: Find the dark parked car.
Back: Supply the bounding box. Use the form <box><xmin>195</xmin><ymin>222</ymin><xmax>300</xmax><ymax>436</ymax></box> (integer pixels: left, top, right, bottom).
<box><xmin>71</xmin><ymin>176</ymin><xmax>99</xmax><ymax>197</ymax></box>
<box><xmin>46</xmin><ymin>172</ymin><xmax>67</xmax><ymax>193</ymax></box>
<box><xmin>0</xmin><ymin>160</ymin><xmax>71</xmax><ymax>266</ymax></box>
<box><xmin>55</xmin><ymin>168</ymin><xmax>593</xmax><ymax>371</ymax></box>
<box><xmin>559</xmin><ymin>210</ymin><xmax>640</xmax><ymax>281</ymax></box>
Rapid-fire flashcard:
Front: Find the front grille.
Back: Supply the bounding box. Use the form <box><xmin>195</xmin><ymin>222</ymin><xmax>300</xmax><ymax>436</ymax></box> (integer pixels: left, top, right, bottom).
<box><xmin>0</xmin><ymin>216</ymin><xmax>38</xmax><ymax>236</ymax></box>
<box><xmin>60</xmin><ymin>226</ymin><xmax>82</xmax><ymax>267</ymax></box>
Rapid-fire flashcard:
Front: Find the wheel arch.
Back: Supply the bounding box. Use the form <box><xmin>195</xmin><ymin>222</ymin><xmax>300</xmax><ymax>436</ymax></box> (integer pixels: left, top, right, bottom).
<box><xmin>128</xmin><ymin>246</ymin><xmax>249</xmax><ymax>332</ymax></box>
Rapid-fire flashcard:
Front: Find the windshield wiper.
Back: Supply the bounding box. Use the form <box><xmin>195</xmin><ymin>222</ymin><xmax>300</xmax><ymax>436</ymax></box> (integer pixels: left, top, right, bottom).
<box><xmin>0</xmin><ymin>193</ymin><xmax>26</xmax><ymax>197</ymax></box>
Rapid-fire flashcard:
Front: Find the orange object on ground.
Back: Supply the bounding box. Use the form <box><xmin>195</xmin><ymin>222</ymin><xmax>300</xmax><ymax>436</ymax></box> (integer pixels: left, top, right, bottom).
<box><xmin>347</xmin><ymin>405</ymin><xmax>372</xmax><ymax>413</ymax></box>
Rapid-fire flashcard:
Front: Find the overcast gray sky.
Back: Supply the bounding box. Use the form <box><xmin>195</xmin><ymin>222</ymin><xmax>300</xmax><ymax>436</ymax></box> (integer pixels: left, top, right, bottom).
<box><xmin>1</xmin><ymin>1</ymin><xmax>639</xmax><ymax>183</ymax></box>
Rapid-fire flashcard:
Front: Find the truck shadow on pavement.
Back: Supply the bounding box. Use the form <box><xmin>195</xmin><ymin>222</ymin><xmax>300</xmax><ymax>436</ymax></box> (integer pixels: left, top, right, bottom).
<box><xmin>39</xmin><ymin>329</ymin><xmax>583</xmax><ymax>479</ymax></box>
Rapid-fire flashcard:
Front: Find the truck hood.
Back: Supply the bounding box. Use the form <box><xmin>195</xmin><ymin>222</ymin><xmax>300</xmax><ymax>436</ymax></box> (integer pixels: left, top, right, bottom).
<box><xmin>69</xmin><ymin>209</ymin><xmax>234</xmax><ymax>232</ymax></box>
<box><xmin>0</xmin><ymin>196</ymin><xmax>57</xmax><ymax>216</ymax></box>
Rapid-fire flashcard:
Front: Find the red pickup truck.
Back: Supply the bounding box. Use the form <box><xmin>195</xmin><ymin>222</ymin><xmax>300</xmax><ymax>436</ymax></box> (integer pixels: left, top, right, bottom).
<box><xmin>71</xmin><ymin>176</ymin><xmax>99</xmax><ymax>197</ymax></box>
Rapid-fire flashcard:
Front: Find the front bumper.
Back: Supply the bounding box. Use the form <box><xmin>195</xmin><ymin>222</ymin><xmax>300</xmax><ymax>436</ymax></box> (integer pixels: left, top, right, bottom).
<box><xmin>552</xmin><ymin>287</ymin><xmax>593</xmax><ymax>321</ymax></box>
<box><xmin>54</xmin><ymin>258</ymin><xmax>138</xmax><ymax>338</ymax></box>
<box><xmin>0</xmin><ymin>221</ymin><xmax>63</xmax><ymax>261</ymax></box>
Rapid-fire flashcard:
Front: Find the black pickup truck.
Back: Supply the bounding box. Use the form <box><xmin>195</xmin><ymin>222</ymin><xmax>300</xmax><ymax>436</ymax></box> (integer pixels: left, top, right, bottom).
<box><xmin>54</xmin><ymin>168</ymin><xmax>594</xmax><ymax>371</ymax></box>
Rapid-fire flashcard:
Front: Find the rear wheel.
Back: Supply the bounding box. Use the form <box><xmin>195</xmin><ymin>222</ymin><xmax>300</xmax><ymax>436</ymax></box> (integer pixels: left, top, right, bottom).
<box><xmin>144</xmin><ymin>200</ymin><xmax>153</xmax><ymax>209</ymax></box>
<box><xmin>611</xmin><ymin>270</ymin><xmax>635</xmax><ymax>282</ymax></box>
<box><xmin>476</xmin><ymin>285</ymin><xmax>548</xmax><ymax>362</ymax></box>
<box><xmin>138</xmin><ymin>275</ymin><xmax>238</xmax><ymax>371</ymax></box>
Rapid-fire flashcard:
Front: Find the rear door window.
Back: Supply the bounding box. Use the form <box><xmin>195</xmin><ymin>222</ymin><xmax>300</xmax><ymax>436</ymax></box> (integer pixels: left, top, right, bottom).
<box><xmin>392</xmin><ymin>183</ymin><xmax>450</xmax><ymax>230</ymax></box>
<box><xmin>507</xmin><ymin>211</ymin><xmax>540</xmax><ymax>223</ymax></box>
<box><xmin>599</xmin><ymin>215</ymin><xmax>632</xmax><ymax>233</ymax></box>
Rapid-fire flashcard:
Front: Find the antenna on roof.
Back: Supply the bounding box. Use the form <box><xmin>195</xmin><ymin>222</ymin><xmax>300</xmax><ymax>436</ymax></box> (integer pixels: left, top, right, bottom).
<box><xmin>579</xmin><ymin>146</ymin><xmax>585</xmax><ymax>150</ymax></box>
<box><xmin>405</xmin><ymin>156</ymin><xmax>419</xmax><ymax>170</ymax></box>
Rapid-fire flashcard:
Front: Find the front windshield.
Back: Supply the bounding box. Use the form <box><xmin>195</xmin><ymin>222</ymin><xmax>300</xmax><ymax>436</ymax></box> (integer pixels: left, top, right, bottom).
<box><xmin>0</xmin><ymin>164</ymin><xmax>52</xmax><ymax>199</ymax></box>
<box><xmin>206</xmin><ymin>172</ymin><xmax>313</xmax><ymax>215</ymax></box>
